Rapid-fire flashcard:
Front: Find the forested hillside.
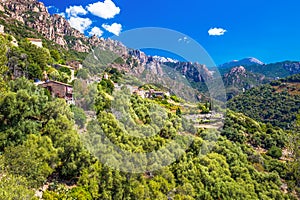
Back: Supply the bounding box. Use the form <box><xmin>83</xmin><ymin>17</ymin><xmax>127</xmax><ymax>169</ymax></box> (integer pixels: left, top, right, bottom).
<box><xmin>0</xmin><ymin>76</ymin><xmax>293</xmax><ymax>199</ymax></box>
<box><xmin>0</xmin><ymin>0</ymin><xmax>300</xmax><ymax>199</ymax></box>
<box><xmin>0</xmin><ymin>32</ymin><xmax>299</xmax><ymax>198</ymax></box>
<box><xmin>228</xmin><ymin>74</ymin><xmax>300</xmax><ymax>129</ymax></box>
<box><xmin>1</xmin><ymin>76</ymin><xmax>298</xmax><ymax>199</ymax></box>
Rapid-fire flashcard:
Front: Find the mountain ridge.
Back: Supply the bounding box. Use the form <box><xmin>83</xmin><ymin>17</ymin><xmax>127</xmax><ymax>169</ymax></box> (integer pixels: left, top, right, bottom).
<box><xmin>0</xmin><ymin>0</ymin><xmax>115</xmax><ymax>52</ymax></box>
<box><xmin>218</xmin><ymin>57</ymin><xmax>264</xmax><ymax>69</ymax></box>
<box><xmin>223</xmin><ymin>66</ymin><xmax>271</xmax><ymax>99</ymax></box>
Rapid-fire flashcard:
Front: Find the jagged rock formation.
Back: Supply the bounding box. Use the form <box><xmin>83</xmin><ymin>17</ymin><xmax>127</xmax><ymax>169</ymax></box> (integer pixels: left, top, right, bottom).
<box><xmin>283</xmin><ymin>62</ymin><xmax>300</xmax><ymax>74</ymax></box>
<box><xmin>163</xmin><ymin>61</ymin><xmax>213</xmax><ymax>83</ymax></box>
<box><xmin>0</xmin><ymin>0</ymin><xmax>126</xmax><ymax>53</ymax></box>
<box><xmin>0</xmin><ymin>0</ymin><xmax>215</xmax><ymax>98</ymax></box>
<box><xmin>223</xmin><ymin>66</ymin><xmax>270</xmax><ymax>99</ymax></box>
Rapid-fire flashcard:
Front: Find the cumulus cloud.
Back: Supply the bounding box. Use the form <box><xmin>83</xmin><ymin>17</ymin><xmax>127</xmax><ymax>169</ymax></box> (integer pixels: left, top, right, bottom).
<box><xmin>69</xmin><ymin>17</ymin><xmax>92</xmax><ymax>33</ymax></box>
<box><xmin>66</xmin><ymin>5</ymin><xmax>88</xmax><ymax>18</ymax></box>
<box><xmin>102</xmin><ymin>23</ymin><xmax>122</xmax><ymax>36</ymax></box>
<box><xmin>89</xmin><ymin>27</ymin><xmax>104</xmax><ymax>37</ymax></box>
<box><xmin>87</xmin><ymin>0</ymin><xmax>120</xmax><ymax>19</ymax></box>
<box><xmin>208</xmin><ymin>27</ymin><xmax>227</xmax><ymax>36</ymax></box>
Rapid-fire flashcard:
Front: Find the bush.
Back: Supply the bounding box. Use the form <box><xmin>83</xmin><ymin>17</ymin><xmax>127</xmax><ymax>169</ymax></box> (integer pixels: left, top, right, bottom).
<box><xmin>77</xmin><ymin>68</ymin><xmax>89</xmax><ymax>80</ymax></box>
<box><xmin>71</xmin><ymin>106</ymin><xmax>87</xmax><ymax>129</ymax></box>
<box><xmin>267</xmin><ymin>146</ymin><xmax>282</xmax><ymax>159</ymax></box>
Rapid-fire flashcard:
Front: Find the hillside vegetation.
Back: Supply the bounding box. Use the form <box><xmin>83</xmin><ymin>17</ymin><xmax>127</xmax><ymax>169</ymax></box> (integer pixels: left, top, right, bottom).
<box><xmin>228</xmin><ymin>74</ymin><xmax>300</xmax><ymax>129</ymax></box>
<box><xmin>0</xmin><ymin>1</ymin><xmax>299</xmax><ymax>198</ymax></box>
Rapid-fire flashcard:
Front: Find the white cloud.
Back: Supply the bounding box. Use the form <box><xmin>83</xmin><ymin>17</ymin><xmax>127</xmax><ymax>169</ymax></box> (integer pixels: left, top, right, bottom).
<box><xmin>89</xmin><ymin>27</ymin><xmax>104</xmax><ymax>37</ymax></box>
<box><xmin>69</xmin><ymin>17</ymin><xmax>92</xmax><ymax>33</ymax></box>
<box><xmin>178</xmin><ymin>36</ymin><xmax>190</xmax><ymax>43</ymax></box>
<box><xmin>87</xmin><ymin>0</ymin><xmax>120</xmax><ymax>19</ymax></box>
<box><xmin>208</xmin><ymin>27</ymin><xmax>227</xmax><ymax>36</ymax></box>
<box><xmin>66</xmin><ymin>5</ymin><xmax>88</xmax><ymax>17</ymax></box>
<box><xmin>102</xmin><ymin>23</ymin><xmax>122</xmax><ymax>36</ymax></box>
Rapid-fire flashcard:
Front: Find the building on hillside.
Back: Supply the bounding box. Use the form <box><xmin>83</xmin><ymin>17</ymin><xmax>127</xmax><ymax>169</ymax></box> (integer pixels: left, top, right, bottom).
<box><xmin>0</xmin><ymin>24</ymin><xmax>4</xmax><ymax>34</ymax></box>
<box><xmin>145</xmin><ymin>89</ymin><xmax>165</xmax><ymax>98</ymax></box>
<box><xmin>54</xmin><ymin>64</ymin><xmax>75</xmax><ymax>82</ymax></box>
<box><xmin>36</xmin><ymin>80</ymin><xmax>75</xmax><ymax>105</ymax></box>
<box><xmin>133</xmin><ymin>89</ymin><xmax>146</xmax><ymax>98</ymax></box>
<box><xmin>27</xmin><ymin>38</ymin><xmax>43</xmax><ymax>48</ymax></box>
<box><xmin>132</xmin><ymin>88</ymin><xmax>168</xmax><ymax>99</ymax></box>
<box><xmin>66</xmin><ymin>60</ymin><xmax>83</xmax><ymax>70</ymax></box>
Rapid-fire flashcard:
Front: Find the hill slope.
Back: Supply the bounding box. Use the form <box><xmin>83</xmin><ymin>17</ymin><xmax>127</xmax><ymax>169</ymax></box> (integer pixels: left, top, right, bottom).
<box><xmin>0</xmin><ymin>0</ymin><xmax>299</xmax><ymax>198</ymax></box>
<box><xmin>228</xmin><ymin>73</ymin><xmax>300</xmax><ymax>129</ymax></box>
<box><xmin>246</xmin><ymin>61</ymin><xmax>300</xmax><ymax>78</ymax></box>
<box><xmin>223</xmin><ymin>66</ymin><xmax>271</xmax><ymax>99</ymax></box>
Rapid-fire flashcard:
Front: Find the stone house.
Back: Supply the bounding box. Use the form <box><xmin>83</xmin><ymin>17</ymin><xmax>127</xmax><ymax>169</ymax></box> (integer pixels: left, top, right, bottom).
<box><xmin>37</xmin><ymin>80</ymin><xmax>74</xmax><ymax>105</ymax></box>
<box><xmin>145</xmin><ymin>89</ymin><xmax>165</xmax><ymax>98</ymax></box>
<box><xmin>66</xmin><ymin>60</ymin><xmax>83</xmax><ymax>71</ymax></box>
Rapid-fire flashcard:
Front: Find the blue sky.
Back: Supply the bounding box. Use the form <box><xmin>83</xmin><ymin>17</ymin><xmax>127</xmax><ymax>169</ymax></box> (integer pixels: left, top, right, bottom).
<box><xmin>42</xmin><ymin>0</ymin><xmax>300</xmax><ymax>65</ymax></box>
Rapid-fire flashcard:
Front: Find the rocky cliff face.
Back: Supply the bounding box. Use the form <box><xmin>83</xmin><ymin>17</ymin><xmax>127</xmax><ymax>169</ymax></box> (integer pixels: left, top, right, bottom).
<box><xmin>0</xmin><ymin>0</ymin><xmax>214</xmax><ymax>93</ymax></box>
<box><xmin>0</xmin><ymin>0</ymin><xmax>125</xmax><ymax>53</ymax></box>
<box><xmin>283</xmin><ymin>62</ymin><xmax>300</xmax><ymax>75</ymax></box>
<box><xmin>163</xmin><ymin>61</ymin><xmax>213</xmax><ymax>83</ymax></box>
<box><xmin>223</xmin><ymin>66</ymin><xmax>267</xmax><ymax>87</ymax></box>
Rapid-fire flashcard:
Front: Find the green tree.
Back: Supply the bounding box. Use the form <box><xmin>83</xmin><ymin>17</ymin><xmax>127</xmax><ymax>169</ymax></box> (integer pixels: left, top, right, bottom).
<box><xmin>20</xmin><ymin>39</ymin><xmax>51</xmax><ymax>70</ymax></box>
<box><xmin>77</xmin><ymin>68</ymin><xmax>89</xmax><ymax>80</ymax></box>
<box><xmin>27</xmin><ymin>62</ymin><xmax>42</xmax><ymax>79</ymax></box>
<box><xmin>71</xmin><ymin>105</ymin><xmax>87</xmax><ymax>128</ymax></box>
<box><xmin>0</xmin><ymin>35</ymin><xmax>8</xmax><ymax>93</ymax></box>
<box><xmin>289</xmin><ymin>113</ymin><xmax>300</xmax><ymax>189</ymax></box>
<box><xmin>176</xmin><ymin>107</ymin><xmax>182</xmax><ymax>116</ymax></box>
<box><xmin>0</xmin><ymin>173</ymin><xmax>36</xmax><ymax>199</ymax></box>
<box><xmin>50</xmin><ymin>49</ymin><xmax>61</xmax><ymax>62</ymax></box>
<box><xmin>99</xmin><ymin>79</ymin><xmax>115</xmax><ymax>95</ymax></box>
<box><xmin>267</xmin><ymin>145</ymin><xmax>282</xmax><ymax>159</ymax></box>
<box><xmin>59</xmin><ymin>66</ymin><xmax>71</xmax><ymax>76</ymax></box>
<box><xmin>3</xmin><ymin>134</ymin><xmax>58</xmax><ymax>188</ymax></box>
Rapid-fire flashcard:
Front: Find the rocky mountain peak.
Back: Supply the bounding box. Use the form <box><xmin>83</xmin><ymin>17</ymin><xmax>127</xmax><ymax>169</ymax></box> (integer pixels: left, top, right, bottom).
<box><xmin>152</xmin><ymin>56</ymin><xmax>178</xmax><ymax>63</ymax></box>
<box><xmin>219</xmin><ymin>57</ymin><xmax>264</xmax><ymax>69</ymax></box>
<box><xmin>228</xmin><ymin>66</ymin><xmax>247</xmax><ymax>76</ymax></box>
<box><xmin>0</xmin><ymin>0</ymin><xmax>110</xmax><ymax>52</ymax></box>
<box><xmin>246</xmin><ymin>57</ymin><xmax>264</xmax><ymax>65</ymax></box>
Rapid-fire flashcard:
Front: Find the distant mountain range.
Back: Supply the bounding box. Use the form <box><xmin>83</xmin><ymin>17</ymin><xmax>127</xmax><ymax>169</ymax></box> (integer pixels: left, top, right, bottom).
<box><xmin>218</xmin><ymin>57</ymin><xmax>264</xmax><ymax>69</ymax></box>
<box><xmin>219</xmin><ymin>57</ymin><xmax>300</xmax><ymax>79</ymax></box>
<box><xmin>2</xmin><ymin>0</ymin><xmax>300</xmax><ymax>101</ymax></box>
<box><xmin>216</xmin><ymin>58</ymin><xmax>300</xmax><ymax>98</ymax></box>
